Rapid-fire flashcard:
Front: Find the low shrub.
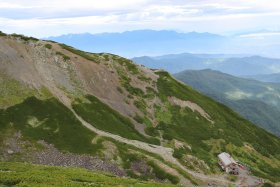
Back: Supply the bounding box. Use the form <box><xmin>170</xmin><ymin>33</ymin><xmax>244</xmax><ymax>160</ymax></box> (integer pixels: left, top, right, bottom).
<box><xmin>145</xmin><ymin>127</ymin><xmax>160</xmax><ymax>137</ymax></box>
<box><xmin>56</xmin><ymin>51</ymin><xmax>70</xmax><ymax>61</ymax></box>
<box><xmin>11</xmin><ymin>34</ymin><xmax>39</xmax><ymax>42</ymax></box>
<box><xmin>0</xmin><ymin>31</ymin><xmax>7</xmax><ymax>36</ymax></box>
<box><xmin>173</xmin><ymin>148</ymin><xmax>187</xmax><ymax>159</ymax></box>
<box><xmin>147</xmin><ymin>161</ymin><xmax>179</xmax><ymax>184</ymax></box>
<box><xmin>59</xmin><ymin>44</ymin><xmax>100</xmax><ymax>63</ymax></box>
<box><xmin>44</xmin><ymin>44</ymin><xmax>52</xmax><ymax>49</ymax></box>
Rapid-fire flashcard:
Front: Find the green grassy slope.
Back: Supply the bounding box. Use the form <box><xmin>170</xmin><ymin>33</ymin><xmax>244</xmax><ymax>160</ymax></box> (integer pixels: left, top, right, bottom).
<box><xmin>0</xmin><ymin>97</ymin><xmax>100</xmax><ymax>155</ymax></box>
<box><xmin>72</xmin><ymin>95</ymin><xmax>160</xmax><ymax>145</ymax></box>
<box><xmin>0</xmin><ymin>96</ymin><xmax>180</xmax><ymax>184</ymax></box>
<box><xmin>174</xmin><ymin>69</ymin><xmax>280</xmax><ymax>137</ymax></box>
<box><xmin>0</xmin><ymin>73</ymin><xmax>37</xmax><ymax>107</ymax></box>
<box><xmin>156</xmin><ymin>71</ymin><xmax>280</xmax><ymax>181</ymax></box>
<box><xmin>245</xmin><ymin>73</ymin><xmax>280</xmax><ymax>83</ymax></box>
<box><xmin>0</xmin><ymin>162</ymin><xmax>178</xmax><ymax>187</ymax></box>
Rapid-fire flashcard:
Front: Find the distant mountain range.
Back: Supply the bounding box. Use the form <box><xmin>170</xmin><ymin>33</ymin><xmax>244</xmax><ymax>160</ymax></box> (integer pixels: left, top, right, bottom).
<box><xmin>45</xmin><ymin>30</ymin><xmax>227</xmax><ymax>57</ymax></box>
<box><xmin>245</xmin><ymin>73</ymin><xmax>280</xmax><ymax>83</ymax></box>
<box><xmin>133</xmin><ymin>53</ymin><xmax>280</xmax><ymax>75</ymax></box>
<box><xmin>174</xmin><ymin>69</ymin><xmax>280</xmax><ymax>137</ymax></box>
<box><xmin>45</xmin><ymin>30</ymin><xmax>280</xmax><ymax>58</ymax></box>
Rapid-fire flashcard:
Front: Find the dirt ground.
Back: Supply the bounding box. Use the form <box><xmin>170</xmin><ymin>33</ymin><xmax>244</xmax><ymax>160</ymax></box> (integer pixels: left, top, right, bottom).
<box><xmin>236</xmin><ymin>168</ymin><xmax>263</xmax><ymax>187</ymax></box>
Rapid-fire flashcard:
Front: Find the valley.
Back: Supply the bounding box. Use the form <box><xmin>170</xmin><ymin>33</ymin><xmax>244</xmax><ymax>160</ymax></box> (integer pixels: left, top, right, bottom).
<box><xmin>174</xmin><ymin>69</ymin><xmax>280</xmax><ymax>137</ymax></box>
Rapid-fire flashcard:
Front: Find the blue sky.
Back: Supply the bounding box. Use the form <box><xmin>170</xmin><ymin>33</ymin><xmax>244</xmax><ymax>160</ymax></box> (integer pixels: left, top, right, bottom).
<box><xmin>0</xmin><ymin>0</ymin><xmax>280</xmax><ymax>37</ymax></box>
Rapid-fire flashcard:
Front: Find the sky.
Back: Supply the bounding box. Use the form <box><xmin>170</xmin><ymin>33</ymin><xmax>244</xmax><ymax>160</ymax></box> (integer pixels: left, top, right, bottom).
<box><xmin>0</xmin><ymin>0</ymin><xmax>280</xmax><ymax>37</ymax></box>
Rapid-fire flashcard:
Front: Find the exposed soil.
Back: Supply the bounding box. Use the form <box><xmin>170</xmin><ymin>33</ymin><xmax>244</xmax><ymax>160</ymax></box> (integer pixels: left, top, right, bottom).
<box><xmin>169</xmin><ymin>96</ymin><xmax>214</xmax><ymax>124</ymax></box>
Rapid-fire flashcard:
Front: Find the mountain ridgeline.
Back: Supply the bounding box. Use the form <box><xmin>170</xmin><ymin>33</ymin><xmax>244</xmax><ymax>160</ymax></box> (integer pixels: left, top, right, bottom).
<box><xmin>245</xmin><ymin>73</ymin><xmax>280</xmax><ymax>83</ymax></box>
<box><xmin>133</xmin><ymin>53</ymin><xmax>280</xmax><ymax>75</ymax></box>
<box><xmin>0</xmin><ymin>32</ymin><xmax>280</xmax><ymax>186</ymax></box>
<box><xmin>45</xmin><ymin>30</ymin><xmax>280</xmax><ymax>59</ymax></box>
<box><xmin>45</xmin><ymin>30</ymin><xmax>227</xmax><ymax>57</ymax></box>
<box><xmin>174</xmin><ymin>69</ymin><xmax>280</xmax><ymax>137</ymax></box>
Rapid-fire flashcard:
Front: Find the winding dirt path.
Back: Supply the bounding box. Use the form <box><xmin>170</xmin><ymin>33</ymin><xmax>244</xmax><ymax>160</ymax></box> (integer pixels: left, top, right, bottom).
<box><xmin>71</xmin><ymin>109</ymin><xmax>236</xmax><ymax>186</ymax></box>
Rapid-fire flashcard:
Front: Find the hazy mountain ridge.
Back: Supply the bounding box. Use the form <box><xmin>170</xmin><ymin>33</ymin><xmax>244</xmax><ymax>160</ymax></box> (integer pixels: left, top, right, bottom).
<box><xmin>45</xmin><ymin>30</ymin><xmax>280</xmax><ymax>58</ymax></box>
<box><xmin>245</xmin><ymin>73</ymin><xmax>280</xmax><ymax>83</ymax></box>
<box><xmin>0</xmin><ymin>32</ymin><xmax>280</xmax><ymax>186</ymax></box>
<box><xmin>174</xmin><ymin>69</ymin><xmax>280</xmax><ymax>137</ymax></box>
<box><xmin>45</xmin><ymin>30</ymin><xmax>228</xmax><ymax>57</ymax></box>
<box><xmin>133</xmin><ymin>54</ymin><xmax>280</xmax><ymax>75</ymax></box>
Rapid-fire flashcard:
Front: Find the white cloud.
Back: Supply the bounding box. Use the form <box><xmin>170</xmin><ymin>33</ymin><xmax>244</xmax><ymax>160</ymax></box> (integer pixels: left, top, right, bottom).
<box><xmin>240</xmin><ymin>32</ymin><xmax>280</xmax><ymax>39</ymax></box>
<box><xmin>226</xmin><ymin>90</ymin><xmax>253</xmax><ymax>100</ymax></box>
<box><xmin>0</xmin><ymin>2</ymin><xmax>33</xmax><ymax>8</ymax></box>
<box><xmin>0</xmin><ymin>0</ymin><xmax>280</xmax><ymax>37</ymax></box>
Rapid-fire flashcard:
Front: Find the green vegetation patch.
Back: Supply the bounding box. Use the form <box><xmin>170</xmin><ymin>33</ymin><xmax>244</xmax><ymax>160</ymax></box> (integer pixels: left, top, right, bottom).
<box><xmin>112</xmin><ymin>55</ymin><xmax>140</xmax><ymax>74</ymax></box>
<box><xmin>0</xmin><ymin>31</ymin><xmax>7</xmax><ymax>37</ymax></box>
<box><xmin>0</xmin><ymin>97</ymin><xmax>100</xmax><ymax>155</ymax></box>
<box><xmin>262</xmin><ymin>182</ymin><xmax>275</xmax><ymax>187</ymax></box>
<box><xmin>138</xmin><ymin>75</ymin><xmax>152</xmax><ymax>83</ymax></box>
<box><xmin>103</xmin><ymin>137</ymin><xmax>199</xmax><ymax>185</ymax></box>
<box><xmin>117</xmin><ymin>69</ymin><xmax>145</xmax><ymax>97</ymax></box>
<box><xmin>174</xmin><ymin>69</ymin><xmax>280</xmax><ymax>137</ymax></box>
<box><xmin>101</xmin><ymin>137</ymin><xmax>180</xmax><ymax>184</ymax></box>
<box><xmin>72</xmin><ymin>95</ymin><xmax>157</xmax><ymax>144</ymax></box>
<box><xmin>56</xmin><ymin>51</ymin><xmax>70</xmax><ymax>61</ymax></box>
<box><xmin>147</xmin><ymin>161</ymin><xmax>179</xmax><ymax>184</ymax></box>
<box><xmin>144</xmin><ymin>86</ymin><xmax>157</xmax><ymax>99</ymax></box>
<box><xmin>134</xmin><ymin>99</ymin><xmax>147</xmax><ymax>114</ymax></box>
<box><xmin>155</xmin><ymin>71</ymin><xmax>280</xmax><ymax>180</ymax></box>
<box><xmin>145</xmin><ymin>127</ymin><xmax>160</xmax><ymax>137</ymax></box>
<box><xmin>0</xmin><ymin>74</ymin><xmax>36</xmax><ymax>107</ymax></box>
<box><xmin>59</xmin><ymin>44</ymin><xmax>100</xmax><ymax>63</ymax></box>
<box><xmin>172</xmin><ymin>147</ymin><xmax>188</xmax><ymax>159</ymax></box>
<box><xmin>133</xmin><ymin>114</ymin><xmax>144</xmax><ymax>123</ymax></box>
<box><xmin>11</xmin><ymin>34</ymin><xmax>39</xmax><ymax>42</ymax></box>
<box><xmin>154</xmin><ymin>104</ymin><xmax>172</xmax><ymax>124</ymax></box>
<box><xmin>44</xmin><ymin>43</ymin><xmax>52</xmax><ymax>49</ymax></box>
<box><xmin>0</xmin><ymin>162</ymin><xmax>178</xmax><ymax>187</ymax></box>
<box><xmin>227</xmin><ymin>175</ymin><xmax>238</xmax><ymax>182</ymax></box>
